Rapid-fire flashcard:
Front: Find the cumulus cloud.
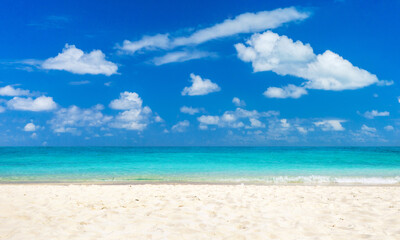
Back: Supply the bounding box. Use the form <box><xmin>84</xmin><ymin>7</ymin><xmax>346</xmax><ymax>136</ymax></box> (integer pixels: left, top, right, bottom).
<box><xmin>197</xmin><ymin>108</ymin><xmax>278</xmax><ymax>129</ymax></box>
<box><xmin>153</xmin><ymin>50</ymin><xmax>213</xmax><ymax>65</ymax></box>
<box><xmin>363</xmin><ymin>110</ymin><xmax>390</xmax><ymax>119</ymax></box>
<box><xmin>314</xmin><ymin>120</ymin><xmax>345</xmax><ymax>131</ymax></box>
<box><xmin>280</xmin><ymin>119</ymin><xmax>290</xmax><ymax>128</ymax></box>
<box><xmin>263</xmin><ymin>84</ymin><xmax>307</xmax><ymax>99</ymax></box>
<box><xmin>361</xmin><ymin>124</ymin><xmax>376</xmax><ymax>133</ymax></box>
<box><xmin>41</xmin><ymin>44</ymin><xmax>118</xmax><ymax>76</ymax></box>
<box><xmin>232</xmin><ymin>97</ymin><xmax>246</xmax><ymax>107</ymax></box>
<box><xmin>109</xmin><ymin>91</ymin><xmax>154</xmax><ymax>131</ymax></box>
<box><xmin>171</xmin><ymin>120</ymin><xmax>190</xmax><ymax>132</ymax></box>
<box><xmin>180</xmin><ymin>106</ymin><xmax>200</xmax><ymax>115</ymax></box>
<box><xmin>23</xmin><ymin>123</ymin><xmax>36</xmax><ymax>132</ymax></box>
<box><xmin>182</xmin><ymin>73</ymin><xmax>220</xmax><ymax>96</ymax></box>
<box><xmin>384</xmin><ymin>125</ymin><xmax>394</xmax><ymax>131</ymax></box>
<box><xmin>117</xmin><ymin>7</ymin><xmax>309</xmax><ymax>64</ymax></box>
<box><xmin>235</xmin><ymin>31</ymin><xmax>379</xmax><ymax>97</ymax></box>
<box><xmin>109</xmin><ymin>92</ymin><xmax>143</xmax><ymax>110</ymax></box>
<box><xmin>49</xmin><ymin>104</ymin><xmax>112</xmax><ymax>134</ymax></box>
<box><xmin>296</xmin><ymin>126</ymin><xmax>308</xmax><ymax>134</ymax></box>
<box><xmin>154</xmin><ymin>115</ymin><xmax>164</xmax><ymax>122</ymax></box>
<box><xmin>7</xmin><ymin>96</ymin><xmax>57</xmax><ymax>111</ymax></box>
<box><xmin>0</xmin><ymin>85</ymin><xmax>30</xmax><ymax>96</ymax></box>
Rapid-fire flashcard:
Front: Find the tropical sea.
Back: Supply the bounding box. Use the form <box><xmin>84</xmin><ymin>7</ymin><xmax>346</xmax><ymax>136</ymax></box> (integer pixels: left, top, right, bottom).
<box><xmin>1</xmin><ymin>147</ymin><xmax>400</xmax><ymax>184</ymax></box>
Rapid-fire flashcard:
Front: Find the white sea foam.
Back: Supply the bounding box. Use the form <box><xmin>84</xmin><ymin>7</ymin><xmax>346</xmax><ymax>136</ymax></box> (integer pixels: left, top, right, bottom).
<box><xmin>213</xmin><ymin>175</ymin><xmax>400</xmax><ymax>185</ymax></box>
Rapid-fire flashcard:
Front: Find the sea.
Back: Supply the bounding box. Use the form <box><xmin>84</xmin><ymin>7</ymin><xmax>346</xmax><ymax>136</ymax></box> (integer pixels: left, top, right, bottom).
<box><xmin>1</xmin><ymin>147</ymin><xmax>400</xmax><ymax>184</ymax></box>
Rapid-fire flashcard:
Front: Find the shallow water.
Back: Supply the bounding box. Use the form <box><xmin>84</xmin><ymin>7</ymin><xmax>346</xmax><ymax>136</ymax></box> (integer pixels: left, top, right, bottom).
<box><xmin>1</xmin><ymin>147</ymin><xmax>400</xmax><ymax>184</ymax></box>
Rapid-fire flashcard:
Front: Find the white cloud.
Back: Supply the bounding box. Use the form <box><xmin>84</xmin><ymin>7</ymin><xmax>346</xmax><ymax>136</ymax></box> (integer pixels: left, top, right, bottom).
<box><xmin>49</xmin><ymin>104</ymin><xmax>112</xmax><ymax>134</ymax></box>
<box><xmin>384</xmin><ymin>125</ymin><xmax>394</xmax><ymax>131</ymax></box>
<box><xmin>7</xmin><ymin>96</ymin><xmax>57</xmax><ymax>111</ymax></box>
<box><xmin>232</xmin><ymin>97</ymin><xmax>246</xmax><ymax>107</ymax></box>
<box><xmin>69</xmin><ymin>80</ymin><xmax>90</xmax><ymax>85</ymax></box>
<box><xmin>109</xmin><ymin>92</ymin><xmax>143</xmax><ymax>110</ymax></box>
<box><xmin>361</xmin><ymin>124</ymin><xmax>376</xmax><ymax>133</ymax></box>
<box><xmin>154</xmin><ymin>115</ymin><xmax>163</xmax><ymax>122</ymax></box>
<box><xmin>171</xmin><ymin>120</ymin><xmax>190</xmax><ymax>132</ymax></box>
<box><xmin>0</xmin><ymin>106</ymin><xmax>5</xmax><ymax>113</ymax></box>
<box><xmin>24</xmin><ymin>123</ymin><xmax>36</xmax><ymax>132</ymax></box>
<box><xmin>198</xmin><ymin>108</ymin><xmax>278</xmax><ymax>129</ymax></box>
<box><xmin>109</xmin><ymin>92</ymin><xmax>154</xmax><ymax>131</ymax></box>
<box><xmin>118</xmin><ymin>34</ymin><xmax>170</xmax><ymax>54</ymax></box>
<box><xmin>118</xmin><ymin>7</ymin><xmax>309</xmax><ymax>54</ymax></box>
<box><xmin>264</xmin><ymin>84</ymin><xmax>307</xmax><ymax>99</ymax></box>
<box><xmin>0</xmin><ymin>85</ymin><xmax>30</xmax><ymax>96</ymax></box>
<box><xmin>173</xmin><ymin>7</ymin><xmax>309</xmax><ymax>46</ymax></box>
<box><xmin>398</xmin><ymin>96</ymin><xmax>400</xmax><ymax>103</ymax></box>
<box><xmin>363</xmin><ymin>110</ymin><xmax>390</xmax><ymax>119</ymax></box>
<box><xmin>280</xmin><ymin>119</ymin><xmax>290</xmax><ymax>128</ymax></box>
<box><xmin>182</xmin><ymin>73</ymin><xmax>220</xmax><ymax>96</ymax></box>
<box><xmin>153</xmin><ymin>51</ymin><xmax>213</xmax><ymax>65</ymax></box>
<box><xmin>296</xmin><ymin>126</ymin><xmax>308</xmax><ymax>134</ymax></box>
<box><xmin>235</xmin><ymin>31</ymin><xmax>379</xmax><ymax>97</ymax></box>
<box><xmin>41</xmin><ymin>44</ymin><xmax>118</xmax><ymax>76</ymax></box>
<box><xmin>314</xmin><ymin>120</ymin><xmax>345</xmax><ymax>131</ymax></box>
<box><xmin>180</xmin><ymin>106</ymin><xmax>200</xmax><ymax>115</ymax></box>
<box><xmin>198</xmin><ymin>115</ymin><xmax>220</xmax><ymax>125</ymax></box>
<box><xmin>376</xmin><ymin>80</ymin><xmax>394</xmax><ymax>86</ymax></box>
<box><xmin>248</xmin><ymin>118</ymin><xmax>265</xmax><ymax>128</ymax></box>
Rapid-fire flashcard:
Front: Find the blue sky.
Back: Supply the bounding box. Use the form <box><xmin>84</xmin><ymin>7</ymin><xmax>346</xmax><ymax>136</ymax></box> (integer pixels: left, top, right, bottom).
<box><xmin>0</xmin><ymin>0</ymin><xmax>399</xmax><ymax>146</ymax></box>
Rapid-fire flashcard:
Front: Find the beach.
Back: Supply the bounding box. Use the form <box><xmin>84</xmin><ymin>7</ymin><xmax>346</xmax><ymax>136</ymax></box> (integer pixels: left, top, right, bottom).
<box><xmin>1</xmin><ymin>184</ymin><xmax>399</xmax><ymax>239</ymax></box>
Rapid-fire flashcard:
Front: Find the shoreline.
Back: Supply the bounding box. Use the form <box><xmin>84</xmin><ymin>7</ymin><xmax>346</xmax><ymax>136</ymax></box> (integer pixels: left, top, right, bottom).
<box><xmin>1</xmin><ymin>181</ymin><xmax>400</xmax><ymax>187</ymax></box>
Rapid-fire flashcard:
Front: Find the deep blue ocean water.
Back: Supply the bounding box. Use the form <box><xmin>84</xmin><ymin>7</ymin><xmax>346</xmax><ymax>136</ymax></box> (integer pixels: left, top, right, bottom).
<box><xmin>1</xmin><ymin>147</ymin><xmax>400</xmax><ymax>184</ymax></box>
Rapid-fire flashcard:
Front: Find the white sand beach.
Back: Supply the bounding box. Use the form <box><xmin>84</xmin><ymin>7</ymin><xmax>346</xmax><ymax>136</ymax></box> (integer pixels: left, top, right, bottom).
<box><xmin>0</xmin><ymin>184</ymin><xmax>399</xmax><ymax>239</ymax></box>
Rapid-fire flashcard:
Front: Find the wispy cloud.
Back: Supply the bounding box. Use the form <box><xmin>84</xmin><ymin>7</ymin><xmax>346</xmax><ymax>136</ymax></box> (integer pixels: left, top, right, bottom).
<box><xmin>362</xmin><ymin>110</ymin><xmax>390</xmax><ymax>119</ymax></box>
<box><xmin>116</xmin><ymin>7</ymin><xmax>310</xmax><ymax>64</ymax></box>
<box><xmin>153</xmin><ymin>50</ymin><xmax>214</xmax><ymax>65</ymax></box>
<box><xmin>69</xmin><ymin>80</ymin><xmax>90</xmax><ymax>85</ymax></box>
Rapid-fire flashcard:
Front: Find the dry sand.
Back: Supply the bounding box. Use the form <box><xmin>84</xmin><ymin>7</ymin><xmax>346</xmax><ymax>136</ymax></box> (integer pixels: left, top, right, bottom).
<box><xmin>0</xmin><ymin>184</ymin><xmax>399</xmax><ymax>240</ymax></box>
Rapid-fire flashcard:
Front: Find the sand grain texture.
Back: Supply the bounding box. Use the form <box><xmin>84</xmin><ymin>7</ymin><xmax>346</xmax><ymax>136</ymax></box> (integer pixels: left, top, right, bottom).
<box><xmin>0</xmin><ymin>185</ymin><xmax>399</xmax><ymax>240</ymax></box>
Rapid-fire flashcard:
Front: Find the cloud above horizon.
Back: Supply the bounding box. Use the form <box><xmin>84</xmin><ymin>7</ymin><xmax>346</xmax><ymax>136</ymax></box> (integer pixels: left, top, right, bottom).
<box><xmin>41</xmin><ymin>44</ymin><xmax>118</xmax><ymax>76</ymax></box>
<box><xmin>23</xmin><ymin>122</ymin><xmax>37</xmax><ymax>132</ymax></box>
<box><xmin>109</xmin><ymin>91</ymin><xmax>156</xmax><ymax>131</ymax></box>
<box><xmin>180</xmin><ymin>106</ymin><xmax>201</xmax><ymax>115</ymax></box>
<box><xmin>197</xmin><ymin>108</ymin><xmax>279</xmax><ymax>130</ymax></box>
<box><xmin>117</xmin><ymin>7</ymin><xmax>309</xmax><ymax>64</ymax></box>
<box><xmin>263</xmin><ymin>84</ymin><xmax>308</xmax><ymax>99</ymax></box>
<box><xmin>171</xmin><ymin>120</ymin><xmax>190</xmax><ymax>132</ymax></box>
<box><xmin>152</xmin><ymin>50</ymin><xmax>214</xmax><ymax>66</ymax></box>
<box><xmin>182</xmin><ymin>73</ymin><xmax>221</xmax><ymax>96</ymax></box>
<box><xmin>235</xmin><ymin>31</ymin><xmax>380</xmax><ymax>98</ymax></box>
<box><xmin>0</xmin><ymin>85</ymin><xmax>31</xmax><ymax>97</ymax></box>
<box><xmin>313</xmin><ymin>120</ymin><xmax>345</xmax><ymax>131</ymax></box>
<box><xmin>7</xmin><ymin>96</ymin><xmax>57</xmax><ymax>112</ymax></box>
<box><xmin>363</xmin><ymin>110</ymin><xmax>390</xmax><ymax>119</ymax></box>
<box><xmin>49</xmin><ymin>104</ymin><xmax>112</xmax><ymax>134</ymax></box>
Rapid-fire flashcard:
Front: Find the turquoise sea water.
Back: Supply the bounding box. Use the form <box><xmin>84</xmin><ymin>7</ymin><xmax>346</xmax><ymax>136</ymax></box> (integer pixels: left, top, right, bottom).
<box><xmin>1</xmin><ymin>147</ymin><xmax>400</xmax><ymax>184</ymax></box>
